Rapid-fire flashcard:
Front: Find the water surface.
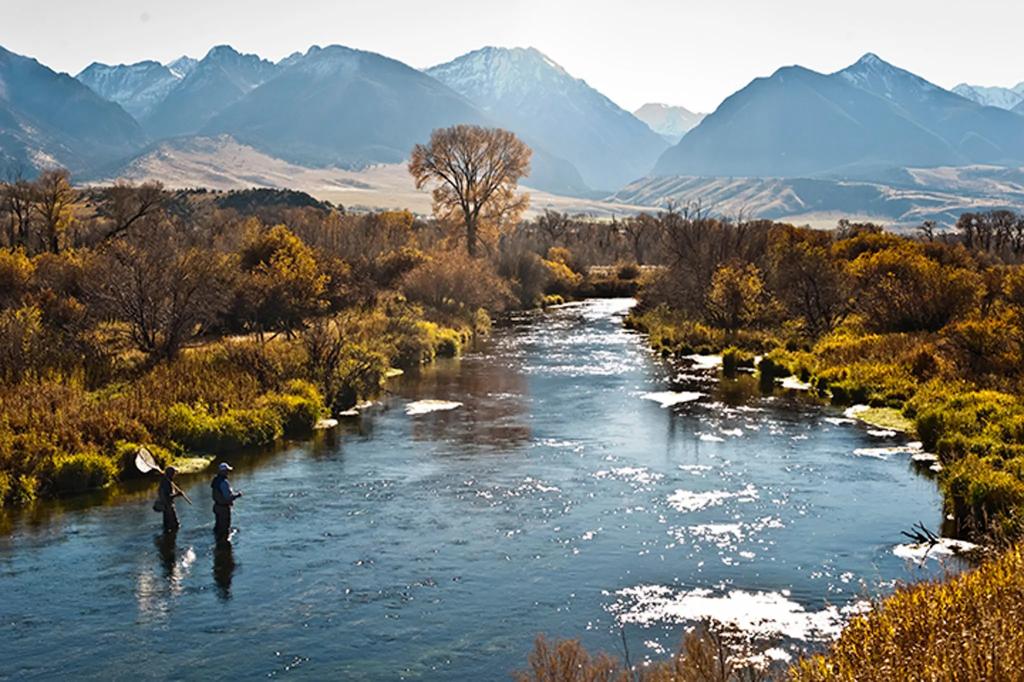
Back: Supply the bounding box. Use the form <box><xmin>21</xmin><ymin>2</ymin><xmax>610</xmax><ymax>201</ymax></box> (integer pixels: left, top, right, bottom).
<box><xmin>0</xmin><ymin>299</ymin><xmax>951</xmax><ymax>679</ymax></box>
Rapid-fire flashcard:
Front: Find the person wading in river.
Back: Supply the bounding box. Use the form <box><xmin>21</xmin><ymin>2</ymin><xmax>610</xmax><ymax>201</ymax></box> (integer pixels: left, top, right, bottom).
<box><xmin>157</xmin><ymin>466</ymin><xmax>183</xmax><ymax>534</ymax></box>
<box><xmin>212</xmin><ymin>463</ymin><xmax>243</xmax><ymax>541</ymax></box>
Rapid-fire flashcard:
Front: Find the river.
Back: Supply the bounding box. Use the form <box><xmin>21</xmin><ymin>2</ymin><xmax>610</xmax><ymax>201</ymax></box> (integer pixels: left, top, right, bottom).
<box><xmin>0</xmin><ymin>299</ymin><xmax>955</xmax><ymax>679</ymax></box>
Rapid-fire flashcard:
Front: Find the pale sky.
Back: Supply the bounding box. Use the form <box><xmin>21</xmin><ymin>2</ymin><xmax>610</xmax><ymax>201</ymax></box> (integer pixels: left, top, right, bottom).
<box><xmin>3</xmin><ymin>0</ymin><xmax>1022</xmax><ymax>113</ymax></box>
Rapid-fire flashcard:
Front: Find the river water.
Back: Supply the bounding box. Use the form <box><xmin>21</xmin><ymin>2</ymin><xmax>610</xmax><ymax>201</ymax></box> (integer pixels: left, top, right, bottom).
<box><xmin>1</xmin><ymin>299</ymin><xmax>954</xmax><ymax>679</ymax></box>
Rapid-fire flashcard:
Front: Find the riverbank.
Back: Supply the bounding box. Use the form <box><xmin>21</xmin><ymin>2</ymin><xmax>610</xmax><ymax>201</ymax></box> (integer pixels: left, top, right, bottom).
<box><xmin>0</xmin><ymin>304</ymin><xmax>485</xmax><ymax>506</ymax></box>
<box><xmin>628</xmin><ymin>305</ymin><xmax>1024</xmax><ymax>543</ymax></box>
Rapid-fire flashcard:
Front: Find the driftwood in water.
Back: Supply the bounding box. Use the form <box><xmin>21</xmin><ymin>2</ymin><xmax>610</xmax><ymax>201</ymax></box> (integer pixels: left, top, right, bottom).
<box><xmin>900</xmin><ymin>521</ymin><xmax>941</xmax><ymax>546</ymax></box>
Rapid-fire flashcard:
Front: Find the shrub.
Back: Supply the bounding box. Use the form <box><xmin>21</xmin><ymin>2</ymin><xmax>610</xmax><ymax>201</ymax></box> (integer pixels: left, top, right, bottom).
<box><xmin>258</xmin><ymin>380</ymin><xmax>325</xmax><ymax>435</ymax></box>
<box><xmin>722</xmin><ymin>346</ymin><xmax>754</xmax><ymax>378</ymax></box>
<box><xmin>757</xmin><ymin>355</ymin><xmax>790</xmax><ymax>391</ymax></box>
<box><xmin>165</xmin><ymin>403</ymin><xmax>283</xmax><ymax>454</ymax></box>
<box><xmin>434</xmin><ymin>328</ymin><xmax>463</xmax><ymax>358</ymax></box>
<box><xmin>331</xmin><ymin>344</ymin><xmax>389</xmax><ymax>410</ymax></box>
<box><xmin>0</xmin><ymin>248</ymin><xmax>34</xmax><ymax>308</ymax></box>
<box><xmin>49</xmin><ymin>452</ymin><xmax>118</xmax><ymax>495</ymax></box>
<box><xmin>542</xmin><ymin>257</ymin><xmax>583</xmax><ymax>297</ymax></box>
<box><xmin>400</xmin><ymin>250</ymin><xmax>513</xmax><ymax>319</ymax></box>
<box><xmin>942</xmin><ymin>455</ymin><xmax>1024</xmax><ymax>535</ymax></box>
<box><xmin>616</xmin><ymin>262</ymin><xmax>641</xmax><ymax>280</ymax></box>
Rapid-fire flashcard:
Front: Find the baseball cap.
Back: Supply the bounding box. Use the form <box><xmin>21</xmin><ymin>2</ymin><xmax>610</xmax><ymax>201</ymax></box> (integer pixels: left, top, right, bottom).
<box><xmin>219</xmin><ymin>462</ymin><xmax>234</xmax><ymax>472</ymax></box>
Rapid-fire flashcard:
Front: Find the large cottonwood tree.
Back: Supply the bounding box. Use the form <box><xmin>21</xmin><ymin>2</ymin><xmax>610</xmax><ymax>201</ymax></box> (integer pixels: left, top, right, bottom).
<box><xmin>409</xmin><ymin>125</ymin><xmax>531</xmax><ymax>257</ymax></box>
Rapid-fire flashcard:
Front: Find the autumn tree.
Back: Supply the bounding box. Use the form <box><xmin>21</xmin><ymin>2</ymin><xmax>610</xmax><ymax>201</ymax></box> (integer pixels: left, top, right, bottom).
<box><xmin>851</xmin><ymin>245</ymin><xmax>982</xmax><ymax>333</ymax></box>
<box><xmin>768</xmin><ymin>227</ymin><xmax>852</xmax><ymax>337</ymax></box>
<box><xmin>705</xmin><ymin>261</ymin><xmax>767</xmax><ymax>333</ymax></box>
<box><xmin>234</xmin><ymin>225</ymin><xmax>329</xmax><ymax>337</ymax></box>
<box><xmin>95</xmin><ymin>181</ymin><xmax>167</xmax><ymax>243</ymax></box>
<box><xmin>88</xmin><ymin>230</ymin><xmax>234</xmax><ymax>359</ymax></box>
<box><xmin>409</xmin><ymin>125</ymin><xmax>531</xmax><ymax>257</ymax></box>
<box><xmin>33</xmin><ymin>169</ymin><xmax>76</xmax><ymax>254</ymax></box>
<box><xmin>1</xmin><ymin>173</ymin><xmax>35</xmax><ymax>249</ymax></box>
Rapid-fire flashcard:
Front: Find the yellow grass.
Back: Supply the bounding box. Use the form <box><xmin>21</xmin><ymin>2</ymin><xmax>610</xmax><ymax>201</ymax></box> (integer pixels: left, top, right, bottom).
<box><xmin>790</xmin><ymin>544</ymin><xmax>1024</xmax><ymax>681</ymax></box>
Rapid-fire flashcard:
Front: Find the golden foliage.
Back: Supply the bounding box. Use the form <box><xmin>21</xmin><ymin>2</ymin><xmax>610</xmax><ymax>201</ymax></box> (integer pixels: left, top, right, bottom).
<box><xmin>790</xmin><ymin>544</ymin><xmax>1024</xmax><ymax>681</ymax></box>
<box><xmin>409</xmin><ymin>125</ymin><xmax>531</xmax><ymax>256</ymax></box>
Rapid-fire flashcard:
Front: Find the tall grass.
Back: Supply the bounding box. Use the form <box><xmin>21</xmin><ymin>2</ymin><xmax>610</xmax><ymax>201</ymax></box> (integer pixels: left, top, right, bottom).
<box><xmin>791</xmin><ymin>544</ymin><xmax>1024</xmax><ymax>681</ymax></box>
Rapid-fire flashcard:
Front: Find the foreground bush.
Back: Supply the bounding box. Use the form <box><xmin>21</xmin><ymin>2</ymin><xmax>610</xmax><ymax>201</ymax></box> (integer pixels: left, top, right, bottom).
<box><xmin>791</xmin><ymin>544</ymin><xmax>1024</xmax><ymax>681</ymax></box>
<box><xmin>516</xmin><ymin>627</ymin><xmax>771</xmax><ymax>682</ymax></box>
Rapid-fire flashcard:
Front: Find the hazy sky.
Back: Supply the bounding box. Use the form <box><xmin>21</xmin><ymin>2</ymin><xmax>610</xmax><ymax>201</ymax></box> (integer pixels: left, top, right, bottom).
<box><xmin>3</xmin><ymin>0</ymin><xmax>1022</xmax><ymax>112</ymax></box>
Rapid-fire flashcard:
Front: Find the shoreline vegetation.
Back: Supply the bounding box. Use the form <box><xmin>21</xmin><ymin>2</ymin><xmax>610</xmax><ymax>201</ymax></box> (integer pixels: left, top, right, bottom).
<box><xmin>5</xmin><ymin>126</ymin><xmax>1024</xmax><ymax>680</ymax></box>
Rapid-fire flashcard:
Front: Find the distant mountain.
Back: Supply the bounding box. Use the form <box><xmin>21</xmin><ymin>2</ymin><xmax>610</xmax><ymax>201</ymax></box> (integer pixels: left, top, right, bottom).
<box><xmin>1015</xmin><ymin>100</ymin><xmax>1024</xmax><ymax>116</ymax></box>
<box><xmin>199</xmin><ymin>45</ymin><xmax>589</xmax><ymax>196</ymax></box>
<box><xmin>143</xmin><ymin>45</ymin><xmax>276</xmax><ymax>138</ymax></box>
<box><xmin>427</xmin><ymin>47</ymin><xmax>667</xmax><ymax>191</ymax></box>
<box><xmin>952</xmin><ymin>82</ymin><xmax>1024</xmax><ymax>111</ymax></box>
<box><xmin>836</xmin><ymin>54</ymin><xmax>1024</xmax><ymax>164</ymax></box>
<box><xmin>655</xmin><ymin>53</ymin><xmax>1024</xmax><ymax>178</ymax></box>
<box><xmin>0</xmin><ymin>45</ymin><xmax>145</xmax><ymax>175</ymax></box>
<box><xmin>77</xmin><ymin>60</ymin><xmax>182</xmax><ymax>119</ymax></box>
<box><xmin>203</xmin><ymin>45</ymin><xmax>484</xmax><ymax>167</ymax></box>
<box><xmin>634</xmin><ymin>103</ymin><xmax>705</xmax><ymax>144</ymax></box>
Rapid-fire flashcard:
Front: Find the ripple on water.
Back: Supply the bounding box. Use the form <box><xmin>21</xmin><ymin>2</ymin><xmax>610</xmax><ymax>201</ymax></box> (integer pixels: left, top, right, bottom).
<box><xmin>641</xmin><ymin>391</ymin><xmax>704</xmax><ymax>408</ymax></box>
<box><xmin>405</xmin><ymin>400</ymin><xmax>463</xmax><ymax>416</ymax></box>
<box><xmin>593</xmin><ymin>467</ymin><xmax>664</xmax><ymax>486</ymax></box>
<box><xmin>666</xmin><ymin>484</ymin><xmax>759</xmax><ymax>513</ymax></box>
<box><xmin>607</xmin><ymin>584</ymin><xmax>869</xmax><ymax>642</ymax></box>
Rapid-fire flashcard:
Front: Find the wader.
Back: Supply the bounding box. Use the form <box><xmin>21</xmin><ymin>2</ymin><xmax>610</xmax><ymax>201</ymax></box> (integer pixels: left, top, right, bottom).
<box><xmin>158</xmin><ymin>478</ymin><xmax>179</xmax><ymax>534</ymax></box>
<box><xmin>213</xmin><ymin>503</ymin><xmax>231</xmax><ymax>540</ymax></box>
<box><xmin>212</xmin><ymin>473</ymin><xmax>233</xmax><ymax>540</ymax></box>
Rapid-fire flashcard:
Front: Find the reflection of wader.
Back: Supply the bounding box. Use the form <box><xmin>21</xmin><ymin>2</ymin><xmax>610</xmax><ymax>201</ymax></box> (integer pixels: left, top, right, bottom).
<box><xmin>212</xmin><ymin>475</ymin><xmax>232</xmax><ymax>539</ymax></box>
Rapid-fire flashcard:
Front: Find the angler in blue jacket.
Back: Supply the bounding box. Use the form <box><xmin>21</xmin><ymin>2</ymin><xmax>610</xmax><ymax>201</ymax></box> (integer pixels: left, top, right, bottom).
<box><xmin>211</xmin><ymin>462</ymin><xmax>243</xmax><ymax>541</ymax></box>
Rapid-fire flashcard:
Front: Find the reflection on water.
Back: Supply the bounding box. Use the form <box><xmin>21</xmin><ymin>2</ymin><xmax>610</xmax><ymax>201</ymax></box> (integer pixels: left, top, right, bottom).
<box><xmin>213</xmin><ymin>541</ymin><xmax>236</xmax><ymax>601</ymax></box>
<box><xmin>0</xmin><ymin>299</ymin><xmax>956</xmax><ymax>679</ymax></box>
<box><xmin>135</xmin><ymin>534</ymin><xmax>197</xmax><ymax>620</ymax></box>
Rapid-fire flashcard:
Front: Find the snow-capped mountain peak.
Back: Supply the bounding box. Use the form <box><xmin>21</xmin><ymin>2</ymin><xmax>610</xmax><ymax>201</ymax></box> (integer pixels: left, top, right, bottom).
<box><xmin>427</xmin><ymin>46</ymin><xmax>576</xmax><ymax>104</ymax></box>
<box><xmin>634</xmin><ymin>103</ymin><xmax>706</xmax><ymax>144</ymax></box>
<box><xmin>76</xmin><ymin>59</ymin><xmax>183</xmax><ymax>119</ymax></box>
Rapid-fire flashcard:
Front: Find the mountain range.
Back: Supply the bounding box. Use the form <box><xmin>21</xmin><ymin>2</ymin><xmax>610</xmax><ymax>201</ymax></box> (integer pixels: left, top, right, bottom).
<box><xmin>3</xmin><ymin>42</ymin><xmax>1024</xmax><ymax>225</ymax></box>
<box><xmin>654</xmin><ymin>53</ymin><xmax>1024</xmax><ymax>179</ymax></box>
